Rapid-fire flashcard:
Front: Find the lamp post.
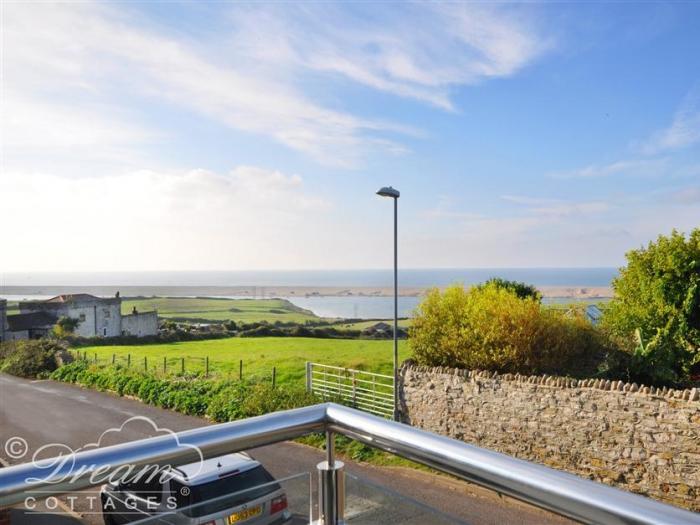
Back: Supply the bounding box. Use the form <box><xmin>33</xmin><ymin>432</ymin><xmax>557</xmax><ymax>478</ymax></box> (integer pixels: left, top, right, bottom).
<box><xmin>376</xmin><ymin>186</ymin><xmax>400</xmax><ymax>421</ymax></box>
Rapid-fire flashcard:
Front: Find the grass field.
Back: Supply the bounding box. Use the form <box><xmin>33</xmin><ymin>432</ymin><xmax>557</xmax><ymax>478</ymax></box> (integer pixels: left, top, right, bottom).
<box><xmin>82</xmin><ymin>336</ymin><xmax>410</xmax><ymax>385</ymax></box>
<box><xmin>122</xmin><ymin>297</ymin><xmax>320</xmax><ymax>323</ymax></box>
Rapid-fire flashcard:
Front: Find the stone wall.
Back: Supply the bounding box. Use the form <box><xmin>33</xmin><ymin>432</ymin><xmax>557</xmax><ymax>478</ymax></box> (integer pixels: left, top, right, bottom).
<box><xmin>399</xmin><ymin>364</ymin><xmax>700</xmax><ymax>510</ymax></box>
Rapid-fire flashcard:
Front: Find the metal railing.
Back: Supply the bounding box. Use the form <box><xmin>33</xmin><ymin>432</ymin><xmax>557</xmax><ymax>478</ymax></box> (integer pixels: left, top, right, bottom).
<box><xmin>306</xmin><ymin>362</ymin><xmax>395</xmax><ymax>418</ymax></box>
<box><xmin>1</xmin><ymin>403</ymin><xmax>699</xmax><ymax>525</ymax></box>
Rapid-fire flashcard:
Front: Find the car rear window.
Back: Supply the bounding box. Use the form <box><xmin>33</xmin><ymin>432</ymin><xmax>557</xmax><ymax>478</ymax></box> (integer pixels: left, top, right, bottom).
<box><xmin>171</xmin><ymin>466</ymin><xmax>280</xmax><ymax>517</ymax></box>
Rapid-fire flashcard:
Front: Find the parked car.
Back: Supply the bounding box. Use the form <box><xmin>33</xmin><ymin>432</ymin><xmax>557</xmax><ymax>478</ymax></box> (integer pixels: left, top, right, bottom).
<box><xmin>101</xmin><ymin>453</ymin><xmax>291</xmax><ymax>524</ymax></box>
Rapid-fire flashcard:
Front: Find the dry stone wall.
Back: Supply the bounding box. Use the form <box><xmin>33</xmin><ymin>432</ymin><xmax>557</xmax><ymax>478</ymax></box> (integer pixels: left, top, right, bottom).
<box><xmin>399</xmin><ymin>364</ymin><xmax>700</xmax><ymax>511</ymax></box>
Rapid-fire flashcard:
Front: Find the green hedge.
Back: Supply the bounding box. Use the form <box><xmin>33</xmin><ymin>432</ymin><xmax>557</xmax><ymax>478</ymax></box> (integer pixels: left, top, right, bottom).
<box><xmin>51</xmin><ymin>361</ymin><xmax>317</xmax><ymax>421</ymax></box>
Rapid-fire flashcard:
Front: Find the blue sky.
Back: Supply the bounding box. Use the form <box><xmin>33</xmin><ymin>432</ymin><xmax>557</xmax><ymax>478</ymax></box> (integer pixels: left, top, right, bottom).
<box><xmin>2</xmin><ymin>1</ymin><xmax>699</xmax><ymax>272</ymax></box>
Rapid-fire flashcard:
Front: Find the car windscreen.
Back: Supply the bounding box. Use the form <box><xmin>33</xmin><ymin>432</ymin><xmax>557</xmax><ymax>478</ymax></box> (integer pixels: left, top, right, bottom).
<box><xmin>171</xmin><ymin>466</ymin><xmax>280</xmax><ymax>518</ymax></box>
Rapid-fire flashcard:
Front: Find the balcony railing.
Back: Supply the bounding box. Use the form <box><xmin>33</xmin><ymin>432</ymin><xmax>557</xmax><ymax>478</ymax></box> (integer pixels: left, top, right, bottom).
<box><xmin>1</xmin><ymin>403</ymin><xmax>698</xmax><ymax>525</ymax></box>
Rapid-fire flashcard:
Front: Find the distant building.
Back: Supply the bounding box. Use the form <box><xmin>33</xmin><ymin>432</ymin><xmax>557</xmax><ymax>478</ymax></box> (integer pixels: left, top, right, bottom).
<box><xmin>0</xmin><ymin>300</ymin><xmax>7</xmax><ymax>342</ymax></box>
<box><xmin>565</xmin><ymin>304</ymin><xmax>603</xmax><ymax>325</ymax></box>
<box><xmin>6</xmin><ymin>311</ymin><xmax>56</xmax><ymax>340</ymax></box>
<box><xmin>9</xmin><ymin>293</ymin><xmax>158</xmax><ymax>340</ymax></box>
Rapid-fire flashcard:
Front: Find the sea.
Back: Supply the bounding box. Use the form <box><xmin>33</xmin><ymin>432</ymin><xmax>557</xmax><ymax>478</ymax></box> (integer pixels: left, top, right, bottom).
<box><xmin>0</xmin><ymin>268</ymin><xmax>616</xmax><ymax>319</ymax></box>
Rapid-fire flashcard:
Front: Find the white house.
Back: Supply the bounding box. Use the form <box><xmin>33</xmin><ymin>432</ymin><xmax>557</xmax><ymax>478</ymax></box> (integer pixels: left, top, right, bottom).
<box><xmin>14</xmin><ymin>293</ymin><xmax>158</xmax><ymax>339</ymax></box>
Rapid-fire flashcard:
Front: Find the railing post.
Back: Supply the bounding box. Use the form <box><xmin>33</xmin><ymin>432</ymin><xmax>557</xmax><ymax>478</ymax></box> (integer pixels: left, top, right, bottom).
<box><xmin>306</xmin><ymin>362</ymin><xmax>312</xmax><ymax>392</ymax></box>
<box><xmin>317</xmin><ymin>431</ymin><xmax>345</xmax><ymax>525</ymax></box>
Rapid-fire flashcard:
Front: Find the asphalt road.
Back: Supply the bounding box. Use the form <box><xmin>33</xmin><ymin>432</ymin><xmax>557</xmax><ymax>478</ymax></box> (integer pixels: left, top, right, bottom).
<box><xmin>0</xmin><ymin>374</ymin><xmax>573</xmax><ymax>525</ymax></box>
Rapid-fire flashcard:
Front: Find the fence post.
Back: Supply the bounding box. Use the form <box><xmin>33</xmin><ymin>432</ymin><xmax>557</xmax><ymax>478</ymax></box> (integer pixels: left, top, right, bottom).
<box><xmin>112</xmin><ymin>354</ymin><xmax>115</xmax><ymax>365</ymax></box>
<box><xmin>163</xmin><ymin>356</ymin><xmax>167</xmax><ymax>374</ymax></box>
<box><xmin>181</xmin><ymin>357</ymin><xmax>185</xmax><ymax>374</ymax></box>
<box><xmin>239</xmin><ymin>359</ymin><xmax>243</xmax><ymax>380</ymax></box>
<box><xmin>306</xmin><ymin>362</ymin><xmax>312</xmax><ymax>392</ymax></box>
<box><xmin>272</xmin><ymin>367</ymin><xmax>276</xmax><ymax>388</ymax></box>
<box><xmin>94</xmin><ymin>353</ymin><xmax>97</xmax><ymax>364</ymax></box>
<box><xmin>351</xmin><ymin>370</ymin><xmax>357</xmax><ymax>408</ymax></box>
<box><xmin>144</xmin><ymin>356</ymin><xmax>148</xmax><ymax>371</ymax></box>
<box><xmin>127</xmin><ymin>354</ymin><xmax>131</xmax><ymax>368</ymax></box>
<box><xmin>205</xmin><ymin>356</ymin><xmax>209</xmax><ymax>378</ymax></box>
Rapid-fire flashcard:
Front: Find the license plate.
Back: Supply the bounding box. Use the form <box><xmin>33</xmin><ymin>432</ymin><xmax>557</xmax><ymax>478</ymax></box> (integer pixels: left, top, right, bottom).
<box><xmin>227</xmin><ymin>505</ymin><xmax>262</xmax><ymax>523</ymax></box>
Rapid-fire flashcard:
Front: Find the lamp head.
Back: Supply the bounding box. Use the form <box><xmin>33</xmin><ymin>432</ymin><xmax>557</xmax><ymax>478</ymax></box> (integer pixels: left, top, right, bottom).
<box><xmin>376</xmin><ymin>186</ymin><xmax>400</xmax><ymax>199</ymax></box>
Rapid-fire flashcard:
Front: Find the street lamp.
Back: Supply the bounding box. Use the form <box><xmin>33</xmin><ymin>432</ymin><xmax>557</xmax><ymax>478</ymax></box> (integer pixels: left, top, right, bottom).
<box><xmin>376</xmin><ymin>186</ymin><xmax>400</xmax><ymax>421</ymax></box>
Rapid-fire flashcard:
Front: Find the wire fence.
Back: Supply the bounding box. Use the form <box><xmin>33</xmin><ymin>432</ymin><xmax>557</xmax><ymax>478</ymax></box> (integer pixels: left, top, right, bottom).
<box><xmin>71</xmin><ymin>350</ymin><xmax>277</xmax><ymax>386</ymax></box>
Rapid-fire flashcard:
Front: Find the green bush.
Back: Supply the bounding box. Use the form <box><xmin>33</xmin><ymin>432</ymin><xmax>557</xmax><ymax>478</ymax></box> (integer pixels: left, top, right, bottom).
<box><xmin>409</xmin><ymin>283</ymin><xmax>610</xmax><ymax>376</ymax></box>
<box><xmin>476</xmin><ymin>277</ymin><xmax>542</xmax><ymax>301</ymax></box>
<box><xmin>50</xmin><ymin>362</ymin><xmax>316</xmax><ymax>422</ymax></box>
<box><xmin>603</xmin><ymin>228</ymin><xmax>700</xmax><ymax>385</ymax></box>
<box><xmin>0</xmin><ymin>340</ymin><xmax>68</xmax><ymax>378</ymax></box>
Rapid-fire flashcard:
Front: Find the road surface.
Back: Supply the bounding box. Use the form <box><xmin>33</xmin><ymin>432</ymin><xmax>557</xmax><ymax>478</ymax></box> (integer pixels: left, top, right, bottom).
<box><xmin>0</xmin><ymin>374</ymin><xmax>572</xmax><ymax>524</ymax></box>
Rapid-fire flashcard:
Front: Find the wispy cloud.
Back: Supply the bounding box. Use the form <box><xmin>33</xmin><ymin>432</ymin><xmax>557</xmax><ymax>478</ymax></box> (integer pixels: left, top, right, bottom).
<box><xmin>2</xmin><ymin>2</ymin><xmax>550</xmax><ymax>169</ymax></box>
<box><xmin>669</xmin><ymin>186</ymin><xmax>700</xmax><ymax>204</ymax></box>
<box><xmin>501</xmin><ymin>195</ymin><xmax>610</xmax><ymax>217</ymax></box>
<box><xmin>548</xmin><ymin>158</ymin><xmax>668</xmax><ymax>179</ymax></box>
<box><xmin>227</xmin><ymin>3</ymin><xmax>552</xmax><ymax>111</ymax></box>
<box><xmin>641</xmin><ymin>87</ymin><xmax>700</xmax><ymax>154</ymax></box>
<box><xmin>2</xmin><ymin>2</ymin><xmax>418</xmax><ymax>168</ymax></box>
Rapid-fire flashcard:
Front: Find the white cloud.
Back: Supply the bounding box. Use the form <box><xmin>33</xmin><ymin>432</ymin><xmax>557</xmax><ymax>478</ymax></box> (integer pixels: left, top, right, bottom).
<box><xmin>670</xmin><ymin>186</ymin><xmax>700</xmax><ymax>204</ymax></box>
<box><xmin>641</xmin><ymin>87</ymin><xmax>700</xmax><ymax>154</ymax></box>
<box><xmin>501</xmin><ymin>194</ymin><xmax>610</xmax><ymax>217</ymax></box>
<box><xmin>228</xmin><ymin>3</ymin><xmax>551</xmax><ymax>111</ymax></box>
<box><xmin>0</xmin><ymin>167</ymin><xmax>331</xmax><ymax>271</ymax></box>
<box><xmin>1</xmin><ymin>2</ymin><xmax>414</xmax><ymax>168</ymax></box>
<box><xmin>549</xmin><ymin>158</ymin><xmax>668</xmax><ymax>179</ymax></box>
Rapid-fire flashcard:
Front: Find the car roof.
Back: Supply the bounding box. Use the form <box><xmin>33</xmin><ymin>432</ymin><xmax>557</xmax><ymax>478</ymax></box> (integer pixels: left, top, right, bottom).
<box><xmin>169</xmin><ymin>453</ymin><xmax>260</xmax><ymax>486</ymax></box>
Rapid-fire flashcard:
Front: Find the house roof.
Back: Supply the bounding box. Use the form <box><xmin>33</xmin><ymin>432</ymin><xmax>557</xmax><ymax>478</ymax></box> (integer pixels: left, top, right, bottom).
<box><xmin>7</xmin><ymin>312</ymin><xmax>57</xmax><ymax>331</ymax></box>
<box><xmin>45</xmin><ymin>294</ymin><xmax>101</xmax><ymax>303</ymax></box>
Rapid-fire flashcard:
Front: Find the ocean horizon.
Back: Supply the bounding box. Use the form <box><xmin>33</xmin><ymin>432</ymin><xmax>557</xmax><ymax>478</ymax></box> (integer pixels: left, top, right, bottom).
<box><xmin>0</xmin><ymin>268</ymin><xmax>617</xmax><ymax>288</ymax></box>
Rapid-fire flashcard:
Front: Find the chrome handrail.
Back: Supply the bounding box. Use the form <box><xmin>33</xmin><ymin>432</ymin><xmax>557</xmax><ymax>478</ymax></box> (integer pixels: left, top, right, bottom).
<box><xmin>0</xmin><ymin>403</ymin><xmax>698</xmax><ymax>525</ymax></box>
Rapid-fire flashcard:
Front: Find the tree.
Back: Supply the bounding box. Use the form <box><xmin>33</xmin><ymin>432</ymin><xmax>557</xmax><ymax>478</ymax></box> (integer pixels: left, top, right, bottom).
<box><xmin>477</xmin><ymin>277</ymin><xmax>542</xmax><ymax>302</ymax></box>
<box><xmin>53</xmin><ymin>316</ymin><xmax>81</xmax><ymax>338</ymax></box>
<box><xmin>603</xmin><ymin>228</ymin><xmax>700</xmax><ymax>384</ymax></box>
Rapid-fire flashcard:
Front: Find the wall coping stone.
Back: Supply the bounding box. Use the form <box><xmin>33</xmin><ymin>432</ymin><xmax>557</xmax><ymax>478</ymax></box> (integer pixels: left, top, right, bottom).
<box><xmin>401</xmin><ymin>363</ymin><xmax>700</xmax><ymax>403</ymax></box>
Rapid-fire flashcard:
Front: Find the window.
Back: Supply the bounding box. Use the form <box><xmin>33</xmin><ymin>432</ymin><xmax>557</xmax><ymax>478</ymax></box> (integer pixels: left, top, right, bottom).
<box><xmin>79</xmin><ymin>313</ymin><xmax>86</xmax><ymax>322</ymax></box>
<box><xmin>103</xmin><ymin>328</ymin><xmax>107</xmax><ymax>336</ymax></box>
<box><xmin>104</xmin><ymin>309</ymin><xmax>111</xmax><ymax>318</ymax></box>
<box><xmin>171</xmin><ymin>466</ymin><xmax>279</xmax><ymax>517</ymax></box>
<box><xmin>121</xmin><ymin>476</ymin><xmax>163</xmax><ymax>503</ymax></box>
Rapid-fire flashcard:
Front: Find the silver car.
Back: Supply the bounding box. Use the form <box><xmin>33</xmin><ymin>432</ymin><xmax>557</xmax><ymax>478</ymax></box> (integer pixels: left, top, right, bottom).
<box><xmin>101</xmin><ymin>453</ymin><xmax>292</xmax><ymax>525</ymax></box>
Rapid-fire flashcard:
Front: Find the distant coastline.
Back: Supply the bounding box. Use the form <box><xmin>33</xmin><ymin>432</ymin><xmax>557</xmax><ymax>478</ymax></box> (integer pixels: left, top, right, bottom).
<box><xmin>0</xmin><ymin>284</ymin><xmax>613</xmax><ymax>300</ymax></box>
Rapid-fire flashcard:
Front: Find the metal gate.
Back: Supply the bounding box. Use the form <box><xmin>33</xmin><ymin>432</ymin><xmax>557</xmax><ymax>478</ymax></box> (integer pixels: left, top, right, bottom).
<box><xmin>306</xmin><ymin>362</ymin><xmax>395</xmax><ymax>418</ymax></box>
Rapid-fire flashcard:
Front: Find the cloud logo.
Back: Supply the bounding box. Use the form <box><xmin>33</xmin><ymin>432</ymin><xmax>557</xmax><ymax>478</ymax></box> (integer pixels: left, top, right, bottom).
<box><xmin>26</xmin><ymin>416</ymin><xmax>205</xmax><ymax>486</ymax></box>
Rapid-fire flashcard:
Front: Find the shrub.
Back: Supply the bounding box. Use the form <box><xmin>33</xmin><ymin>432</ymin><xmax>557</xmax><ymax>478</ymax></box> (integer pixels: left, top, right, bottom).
<box><xmin>476</xmin><ymin>277</ymin><xmax>542</xmax><ymax>301</ymax></box>
<box><xmin>50</xmin><ymin>362</ymin><xmax>317</xmax><ymax>423</ymax></box>
<box><xmin>409</xmin><ymin>284</ymin><xmax>609</xmax><ymax>376</ymax></box>
<box><xmin>603</xmin><ymin>228</ymin><xmax>700</xmax><ymax>385</ymax></box>
<box><xmin>0</xmin><ymin>340</ymin><xmax>69</xmax><ymax>378</ymax></box>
